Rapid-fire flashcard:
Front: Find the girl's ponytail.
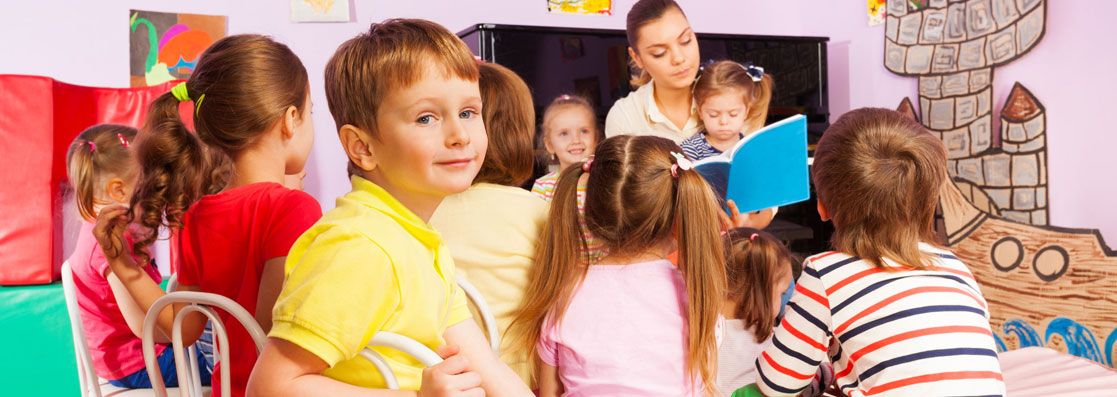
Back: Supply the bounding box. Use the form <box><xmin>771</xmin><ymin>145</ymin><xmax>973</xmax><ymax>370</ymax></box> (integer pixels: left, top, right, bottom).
<box><xmin>745</xmin><ymin>74</ymin><xmax>774</xmax><ymax>132</ymax></box>
<box><xmin>128</xmin><ymin>90</ymin><xmax>223</xmax><ymax>265</ymax></box>
<box><xmin>508</xmin><ymin>162</ymin><xmax>590</xmax><ymax>379</ymax></box>
<box><xmin>674</xmin><ymin>167</ymin><xmax>727</xmax><ymax>392</ymax></box>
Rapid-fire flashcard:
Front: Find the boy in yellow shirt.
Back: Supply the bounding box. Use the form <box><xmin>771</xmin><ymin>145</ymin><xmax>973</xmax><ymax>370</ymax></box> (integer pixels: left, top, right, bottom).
<box><xmin>247</xmin><ymin>19</ymin><xmax>532</xmax><ymax>397</ymax></box>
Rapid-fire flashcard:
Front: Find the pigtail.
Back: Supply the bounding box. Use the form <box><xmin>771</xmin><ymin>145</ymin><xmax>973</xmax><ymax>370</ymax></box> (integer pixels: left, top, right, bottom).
<box><xmin>724</xmin><ymin>228</ymin><xmax>793</xmax><ymax>341</ymax></box>
<box><xmin>66</xmin><ymin>141</ymin><xmax>98</xmax><ymax>221</ymax></box>
<box><xmin>673</xmin><ymin>168</ymin><xmax>727</xmax><ymax>393</ymax></box>
<box><xmin>128</xmin><ymin>91</ymin><xmax>215</xmax><ymax>266</ymax></box>
<box><xmin>745</xmin><ymin>74</ymin><xmax>774</xmax><ymax>133</ymax></box>
<box><xmin>508</xmin><ymin>161</ymin><xmax>590</xmax><ymax>381</ymax></box>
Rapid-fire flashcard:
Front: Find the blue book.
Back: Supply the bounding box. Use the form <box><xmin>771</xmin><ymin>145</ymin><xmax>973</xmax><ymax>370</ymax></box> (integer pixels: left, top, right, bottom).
<box><xmin>692</xmin><ymin>114</ymin><xmax>810</xmax><ymax>213</ymax></box>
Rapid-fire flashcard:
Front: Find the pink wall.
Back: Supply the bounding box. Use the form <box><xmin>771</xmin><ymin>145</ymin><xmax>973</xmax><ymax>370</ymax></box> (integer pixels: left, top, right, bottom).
<box><xmin>2</xmin><ymin>1</ymin><xmax>1113</xmax><ymax>242</ymax></box>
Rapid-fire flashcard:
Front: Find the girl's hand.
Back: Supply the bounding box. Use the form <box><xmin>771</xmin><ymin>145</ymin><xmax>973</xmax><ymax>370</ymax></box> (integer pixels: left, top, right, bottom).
<box><xmin>93</xmin><ymin>205</ymin><xmax>130</xmax><ymax>260</ymax></box>
<box><xmin>419</xmin><ymin>344</ymin><xmax>485</xmax><ymax>397</ymax></box>
<box><xmin>721</xmin><ymin>200</ymin><xmax>775</xmax><ymax>230</ymax></box>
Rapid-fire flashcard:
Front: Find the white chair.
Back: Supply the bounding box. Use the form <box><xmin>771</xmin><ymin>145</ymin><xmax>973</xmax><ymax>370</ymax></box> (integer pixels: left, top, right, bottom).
<box><xmin>456</xmin><ymin>275</ymin><xmax>500</xmax><ymax>353</ymax></box>
<box><xmin>141</xmin><ymin>291</ymin><xmax>266</xmax><ymax>397</ymax></box>
<box><xmin>359</xmin><ymin>332</ymin><xmax>444</xmax><ymax>390</ymax></box>
<box><xmin>61</xmin><ymin>261</ymin><xmax>191</xmax><ymax>397</ymax></box>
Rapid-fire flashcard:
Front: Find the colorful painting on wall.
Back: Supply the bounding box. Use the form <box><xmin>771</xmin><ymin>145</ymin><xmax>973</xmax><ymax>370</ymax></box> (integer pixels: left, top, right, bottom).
<box><xmin>291</xmin><ymin>0</ymin><xmax>352</xmax><ymax>23</ymax></box>
<box><xmin>868</xmin><ymin>0</ymin><xmax>887</xmax><ymax>26</ymax></box>
<box><xmin>882</xmin><ymin>0</ymin><xmax>1117</xmax><ymax>368</ymax></box>
<box><xmin>547</xmin><ymin>0</ymin><xmax>612</xmax><ymax>16</ymax></box>
<box><xmin>129</xmin><ymin>10</ymin><xmax>227</xmax><ymax>87</ymax></box>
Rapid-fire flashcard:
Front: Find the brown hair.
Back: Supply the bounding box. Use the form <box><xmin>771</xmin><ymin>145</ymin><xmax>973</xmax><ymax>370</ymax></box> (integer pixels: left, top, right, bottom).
<box><xmin>511</xmin><ymin>135</ymin><xmax>726</xmax><ymax>392</ymax></box>
<box><xmin>724</xmin><ymin>228</ymin><xmax>793</xmax><ymax>341</ymax></box>
<box><xmin>693</xmin><ymin>61</ymin><xmax>775</xmax><ymax>133</ymax></box>
<box><xmin>66</xmin><ymin>124</ymin><xmax>139</xmax><ymax>221</ymax></box>
<box><xmin>325</xmin><ymin>18</ymin><xmax>479</xmax><ymax>175</ymax></box>
<box><xmin>124</xmin><ymin>34</ymin><xmax>309</xmax><ymax>264</ymax></box>
<box><xmin>626</xmin><ymin>0</ymin><xmax>687</xmax><ymax>87</ymax></box>
<box><xmin>813</xmin><ymin>108</ymin><xmax>948</xmax><ymax>269</ymax></box>
<box><xmin>474</xmin><ymin>62</ymin><xmax>535</xmax><ymax>186</ymax></box>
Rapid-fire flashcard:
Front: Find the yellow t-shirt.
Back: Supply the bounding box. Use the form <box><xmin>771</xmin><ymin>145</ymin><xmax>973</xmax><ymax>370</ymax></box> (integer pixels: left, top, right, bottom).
<box><xmin>270</xmin><ymin>176</ymin><xmax>472</xmax><ymax>390</ymax></box>
<box><xmin>429</xmin><ymin>183</ymin><xmax>548</xmax><ymax>385</ymax></box>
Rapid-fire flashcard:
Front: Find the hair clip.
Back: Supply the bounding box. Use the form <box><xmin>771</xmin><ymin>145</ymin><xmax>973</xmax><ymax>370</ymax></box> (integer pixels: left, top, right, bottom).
<box><xmin>749</xmin><ymin>232</ymin><xmax>759</xmax><ymax>241</ymax></box>
<box><xmin>742</xmin><ymin>62</ymin><xmax>765</xmax><ymax>83</ymax></box>
<box><xmin>116</xmin><ymin>133</ymin><xmax>130</xmax><ymax>148</ymax></box>
<box><xmin>669</xmin><ymin>151</ymin><xmax>693</xmax><ymax>178</ymax></box>
<box><xmin>171</xmin><ymin>82</ymin><xmax>191</xmax><ymax>102</ymax></box>
<box><xmin>582</xmin><ymin>155</ymin><xmax>595</xmax><ymax>172</ymax></box>
<box><xmin>86</xmin><ymin>141</ymin><xmax>97</xmax><ymax>153</ymax></box>
<box><xmin>559</xmin><ymin>94</ymin><xmax>573</xmax><ymax>101</ymax></box>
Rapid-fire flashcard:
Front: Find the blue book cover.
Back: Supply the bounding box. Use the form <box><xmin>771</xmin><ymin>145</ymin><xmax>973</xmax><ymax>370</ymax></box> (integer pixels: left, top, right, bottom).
<box><xmin>693</xmin><ymin>114</ymin><xmax>810</xmax><ymax>213</ymax></box>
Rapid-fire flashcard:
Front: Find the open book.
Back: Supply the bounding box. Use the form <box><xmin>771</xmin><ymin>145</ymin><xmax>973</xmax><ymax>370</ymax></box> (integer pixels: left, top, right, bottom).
<box><xmin>693</xmin><ymin>114</ymin><xmax>810</xmax><ymax>213</ymax></box>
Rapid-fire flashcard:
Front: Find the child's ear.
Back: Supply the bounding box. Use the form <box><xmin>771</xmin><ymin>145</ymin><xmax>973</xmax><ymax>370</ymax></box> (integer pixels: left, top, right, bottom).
<box><xmin>280</xmin><ymin>105</ymin><xmax>299</xmax><ymax>141</ymax></box>
<box><xmin>105</xmin><ymin>177</ymin><xmax>128</xmax><ymax>204</ymax></box>
<box><xmin>339</xmin><ymin>124</ymin><xmax>377</xmax><ymax>172</ymax></box>
<box><xmin>816</xmin><ymin>200</ymin><xmax>831</xmax><ymax>222</ymax></box>
<box><xmin>542</xmin><ymin>135</ymin><xmax>555</xmax><ymax>154</ymax></box>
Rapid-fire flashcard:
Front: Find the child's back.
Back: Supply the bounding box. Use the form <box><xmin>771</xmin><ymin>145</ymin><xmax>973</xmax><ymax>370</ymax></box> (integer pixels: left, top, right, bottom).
<box><xmin>541</xmin><ymin>259</ymin><xmax>692</xmax><ymax>395</ymax></box>
<box><xmin>178</xmin><ymin>182</ymin><xmax>318</xmax><ymax>392</ymax></box>
<box><xmin>761</xmin><ymin>245</ymin><xmax>1002</xmax><ymax>396</ymax></box>
<box><xmin>756</xmin><ymin>108</ymin><xmax>1004</xmax><ymax>396</ymax></box>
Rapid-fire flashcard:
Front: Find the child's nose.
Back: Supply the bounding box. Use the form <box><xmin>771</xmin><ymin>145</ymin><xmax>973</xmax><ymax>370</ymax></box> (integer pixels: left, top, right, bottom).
<box><xmin>446</xmin><ymin>119</ymin><xmax>471</xmax><ymax>147</ymax></box>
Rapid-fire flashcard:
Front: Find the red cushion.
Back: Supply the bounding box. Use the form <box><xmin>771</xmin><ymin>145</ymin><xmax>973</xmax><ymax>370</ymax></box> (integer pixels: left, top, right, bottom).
<box><xmin>0</xmin><ymin>75</ymin><xmax>177</xmax><ymax>285</ymax></box>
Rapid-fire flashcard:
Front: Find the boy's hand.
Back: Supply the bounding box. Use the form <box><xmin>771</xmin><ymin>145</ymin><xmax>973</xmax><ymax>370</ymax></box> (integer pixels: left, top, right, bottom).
<box><xmin>93</xmin><ymin>205</ymin><xmax>131</xmax><ymax>260</ymax></box>
<box><xmin>721</xmin><ymin>200</ymin><xmax>775</xmax><ymax>230</ymax></box>
<box><xmin>419</xmin><ymin>344</ymin><xmax>485</xmax><ymax>397</ymax></box>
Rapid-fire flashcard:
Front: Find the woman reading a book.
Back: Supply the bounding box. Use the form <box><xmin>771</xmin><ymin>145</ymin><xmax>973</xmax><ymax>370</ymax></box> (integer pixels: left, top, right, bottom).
<box><xmin>605</xmin><ymin>0</ymin><xmax>702</xmax><ymax>143</ymax></box>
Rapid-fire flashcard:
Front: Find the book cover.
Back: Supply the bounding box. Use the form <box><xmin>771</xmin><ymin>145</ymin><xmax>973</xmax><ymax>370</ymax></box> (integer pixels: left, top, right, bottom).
<box><xmin>693</xmin><ymin>114</ymin><xmax>810</xmax><ymax>213</ymax></box>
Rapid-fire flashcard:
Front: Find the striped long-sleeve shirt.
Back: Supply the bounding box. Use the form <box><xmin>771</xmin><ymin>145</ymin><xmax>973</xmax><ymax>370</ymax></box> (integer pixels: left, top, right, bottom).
<box><xmin>756</xmin><ymin>243</ymin><xmax>1005</xmax><ymax>397</ymax></box>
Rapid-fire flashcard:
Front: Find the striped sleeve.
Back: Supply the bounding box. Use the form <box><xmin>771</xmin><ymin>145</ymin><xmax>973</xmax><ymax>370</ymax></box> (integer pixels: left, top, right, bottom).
<box><xmin>756</xmin><ymin>260</ymin><xmax>832</xmax><ymax>396</ymax></box>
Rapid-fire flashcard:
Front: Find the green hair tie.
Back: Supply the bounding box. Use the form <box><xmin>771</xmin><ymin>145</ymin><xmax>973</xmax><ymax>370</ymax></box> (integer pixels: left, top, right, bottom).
<box><xmin>171</xmin><ymin>82</ymin><xmax>190</xmax><ymax>102</ymax></box>
<box><xmin>170</xmin><ymin>82</ymin><xmax>205</xmax><ymax>116</ymax></box>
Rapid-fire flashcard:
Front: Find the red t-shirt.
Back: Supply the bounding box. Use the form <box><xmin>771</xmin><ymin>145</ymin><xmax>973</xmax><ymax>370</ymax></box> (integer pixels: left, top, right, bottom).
<box><xmin>69</xmin><ymin>221</ymin><xmax>164</xmax><ymax>380</ymax></box>
<box><xmin>178</xmin><ymin>182</ymin><xmax>321</xmax><ymax>397</ymax></box>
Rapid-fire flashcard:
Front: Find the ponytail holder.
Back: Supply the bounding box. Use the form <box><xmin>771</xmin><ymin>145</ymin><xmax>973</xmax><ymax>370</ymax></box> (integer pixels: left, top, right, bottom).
<box><xmin>86</xmin><ymin>141</ymin><xmax>96</xmax><ymax>153</ymax></box>
<box><xmin>171</xmin><ymin>82</ymin><xmax>191</xmax><ymax>102</ymax></box>
<box><xmin>669</xmin><ymin>151</ymin><xmax>693</xmax><ymax>178</ymax></box>
<box><xmin>171</xmin><ymin>82</ymin><xmax>205</xmax><ymax>116</ymax></box>
<box><xmin>116</xmin><ymin>133</ymin><xmax>130</xmax><ymax>149</ymax></box>
<box><xmin>749</xmin><ymin>232</ymin><xmax>759</xmax><ymax>241</ymax></box>
<box><xmin>742</xmin><ymin>62</ymin><xmax>765</xmax><ymax>83</ymax></box>
<box><xmin>582</xmin><ymin>155</ymin><xmax>595</xmax><ymax>172</ymax></box>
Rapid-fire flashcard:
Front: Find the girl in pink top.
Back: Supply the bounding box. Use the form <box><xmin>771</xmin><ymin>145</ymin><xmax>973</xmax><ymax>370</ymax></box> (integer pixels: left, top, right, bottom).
<box><xmin>65</xmin><ymin>124</ymin><xmax>211</xmax><ymax>388</ymax></box>
<box><xmin>511</xmin><ymin>135</ymin><xmax>727</xmax><ymax>396</ymax></box>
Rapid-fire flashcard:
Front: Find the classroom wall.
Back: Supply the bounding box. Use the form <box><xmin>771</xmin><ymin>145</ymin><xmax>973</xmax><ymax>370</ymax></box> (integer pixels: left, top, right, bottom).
<box><xmin>2</xmin><ymin>0</ymin><xmax>1113</xmax><ymax>241</ymax></box>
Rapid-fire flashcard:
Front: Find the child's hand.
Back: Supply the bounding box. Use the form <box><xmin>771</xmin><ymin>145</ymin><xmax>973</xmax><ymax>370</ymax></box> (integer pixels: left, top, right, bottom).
<box><xmin>93</xmin><ymin>205</ymin><xmax>131</xmax><ymax>260</ymax></box>
<box><xmin>419</xmin><ymin>344</ymin><xmax>485</xmax><ymax>397</ymax></box>
<box><xmin>721</xmin><ymin>200</ymin><xmax>775</xmax><ymax>230</ymax></box>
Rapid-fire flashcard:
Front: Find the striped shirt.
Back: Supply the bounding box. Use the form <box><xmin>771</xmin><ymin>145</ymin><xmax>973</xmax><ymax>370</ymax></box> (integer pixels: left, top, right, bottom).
<box><xmin>680</xmin><ymin>131</ymin><xmax>741</xmax><ymax>161</ymax></box>
<box><xmin>756</xmin><ymin>243</ymin><xmax>1005</xmax><ymax>397</ymax></box>
<box><xmin>531</xmin><ymin>171</ymin><xmax>606</xmax><ymax>263</ymax></box>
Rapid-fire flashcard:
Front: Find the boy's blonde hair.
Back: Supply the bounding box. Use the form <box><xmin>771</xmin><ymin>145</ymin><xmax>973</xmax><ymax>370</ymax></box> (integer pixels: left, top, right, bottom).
<box><xmin>324</xmin><ymin>18</ymin><xmax>479</xmax><ymax>141</ymax></box>
<box><xmin>812</xmin><ymin>107</ymin><xmax>948</xmax><ymax>269</ymax></box>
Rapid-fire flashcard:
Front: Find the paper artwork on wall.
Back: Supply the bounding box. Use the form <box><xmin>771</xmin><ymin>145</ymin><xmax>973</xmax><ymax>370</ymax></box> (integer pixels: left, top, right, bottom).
<box><xmin>291</xmin><ymin>0</ymin><xmax>352</xmax><ymax>23</ymax></box>
<box><xmin>548</xmin><ymin>0</ymin><xmax>612</xmax><ymax>16</ymax></box>
<box><xmin>129</xmin><ymin>10</ymin><xmax>227</xmax><ymax>87</ymax></box>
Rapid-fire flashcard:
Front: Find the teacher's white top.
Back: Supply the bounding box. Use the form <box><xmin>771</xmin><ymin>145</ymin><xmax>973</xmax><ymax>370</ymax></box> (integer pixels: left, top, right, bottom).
<box><xmin>605</xmin><ymin>82</ymin><xmax>701</xmax><ymax>144</ymax></box>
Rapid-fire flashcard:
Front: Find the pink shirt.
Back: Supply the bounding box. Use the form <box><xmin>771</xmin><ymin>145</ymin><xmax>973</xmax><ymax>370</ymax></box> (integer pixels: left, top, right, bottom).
<box><xmin>537</xmin><ymin>259</ymin><xmax>702</xmax><ymax>396</ymax></box>
<box><xmin>68</xmin><ymin>221</ymin><xmax>164</xmax><ymax>380</ymax></box>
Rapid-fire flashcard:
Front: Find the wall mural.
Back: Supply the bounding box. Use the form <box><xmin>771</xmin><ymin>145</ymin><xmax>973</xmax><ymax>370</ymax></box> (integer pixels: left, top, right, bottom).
<box><xmin>883</xmin><ymin>0</ymin><xmax>1117</xmax><ymax>367</ymax></box>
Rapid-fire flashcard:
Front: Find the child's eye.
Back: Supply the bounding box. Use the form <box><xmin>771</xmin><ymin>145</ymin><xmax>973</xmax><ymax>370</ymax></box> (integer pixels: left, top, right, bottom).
<box><xmin>559</xmin><ymin>131</ymin><xmax>569</xmax><ymax>137</ymax></box>
<box><xmin>681</xmin><ymin>38</ymin><xmax>692</xmax><ymax>45</ymax></box>
<box><xmin>730</xmin><ymin>112</ymin><xmax>739</xmax><ymax>117</ymax></box>
<box><xmin>459</xmin><ymin>110</ymin><xmax>478</xmax><ymax>119</ymax></box>
<box><xmin>417</xmin><ymin>115</ymin><xmax>435</xmax><ymax>125</ymax></box>
<box><xmin>652</xmin><ymin>51</ymin><xmax>666</xmax><ymax>58</ymax></box>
